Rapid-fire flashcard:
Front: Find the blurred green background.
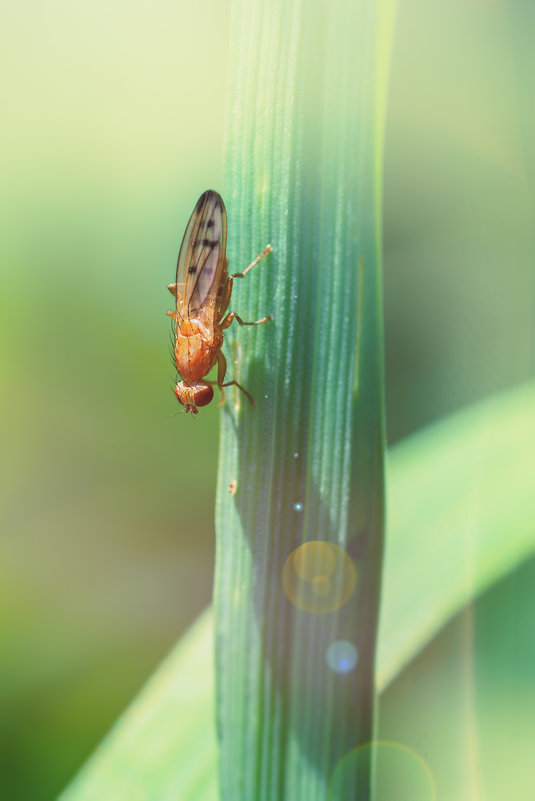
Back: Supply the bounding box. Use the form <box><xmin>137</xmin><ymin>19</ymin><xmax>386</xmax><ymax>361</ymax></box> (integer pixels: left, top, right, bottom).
<box><xmin>0</xmin><ymin>0</ymin><xmax>533</xmax><ymax>799</ymax></box>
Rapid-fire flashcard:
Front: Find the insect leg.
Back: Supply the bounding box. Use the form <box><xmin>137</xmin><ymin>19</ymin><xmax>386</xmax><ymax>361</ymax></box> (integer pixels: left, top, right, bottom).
<box><xmin>215</xmin><ymin>351</ymin><xmax>228</xmax><ymax>406</ymax></box>
<box><xmin>221</xmin><ymin>311</ymin><xmax>272</xmax><ymax>330</ymax></box>
<box><xmin>211</xmin><ymin>351</ymin><xmax>255</xmax><ymax>406</ymax></box>
<box><xmin>229</xmin><ymin>244</ymin><xmax>272</xmax><ymax>279</ymax></box>
<box><xmin>221</xmin><ymin>380</ymin><xmax>255</xmax><ymax>406</ymax></box>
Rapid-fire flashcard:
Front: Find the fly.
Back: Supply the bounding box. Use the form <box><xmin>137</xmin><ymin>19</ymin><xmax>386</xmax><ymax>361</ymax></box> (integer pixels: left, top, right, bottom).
<box><xmin>168</xmin><ymin>190</ymin><xmax>272</xmax><ymax>415</ymax></box>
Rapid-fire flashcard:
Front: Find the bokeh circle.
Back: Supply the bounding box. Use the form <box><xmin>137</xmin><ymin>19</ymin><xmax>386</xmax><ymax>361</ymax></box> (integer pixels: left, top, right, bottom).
<box><xmin>329</xmin><ymin>740</ymin><xmax>436</xmax><ymax>801</ymax></box>
<box><xmin>282</xmin><ymin>542</ymin><xmax>357</xmax><ymax>614</ymax></box>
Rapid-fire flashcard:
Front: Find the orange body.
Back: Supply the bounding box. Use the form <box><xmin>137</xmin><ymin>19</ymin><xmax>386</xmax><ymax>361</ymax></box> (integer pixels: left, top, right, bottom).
<box><xmin>168</xmin><ymin>190</ymin><xmax>272</xmax><ymax>415</ymax></box>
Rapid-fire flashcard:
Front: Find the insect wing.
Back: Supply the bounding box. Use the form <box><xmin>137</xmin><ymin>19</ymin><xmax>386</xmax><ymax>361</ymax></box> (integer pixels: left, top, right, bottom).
<box><xmin>176</xmin><ymin>190</ymin><xmax>227</xmax><ymax>320</ymax></box>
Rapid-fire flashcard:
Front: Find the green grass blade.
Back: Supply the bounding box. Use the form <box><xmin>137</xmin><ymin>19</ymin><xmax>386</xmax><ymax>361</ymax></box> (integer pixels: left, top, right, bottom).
<box><xmin>214</xmin><ymin>1</ymin><xmax>394</xmax><ymax>799</ymax></box>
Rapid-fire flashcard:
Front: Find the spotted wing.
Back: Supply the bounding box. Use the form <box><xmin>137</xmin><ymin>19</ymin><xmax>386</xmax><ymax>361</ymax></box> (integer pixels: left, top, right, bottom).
<box><xmin>175</xmin><ymin>190</ymin><xmax>227</xmax><ymax>322</ymax></box>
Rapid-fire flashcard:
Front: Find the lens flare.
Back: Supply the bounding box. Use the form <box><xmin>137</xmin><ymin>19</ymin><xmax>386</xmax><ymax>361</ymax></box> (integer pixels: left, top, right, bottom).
<box><xmin>282</xmin><ymin>541</ymin><xmax>357</xmax><ymax>614</ymax></box>
<box><xmin>326</xmin><ymin>640</ymin><xmax>359</xmax><ymax>674</ymax></box>
<box><xmin>329</xmin><ymin>741</ymin><xmax>436</xmax><ymax>801</ymax></box>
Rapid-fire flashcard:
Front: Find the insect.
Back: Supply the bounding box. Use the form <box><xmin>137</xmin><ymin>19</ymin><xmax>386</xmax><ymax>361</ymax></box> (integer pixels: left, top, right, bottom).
<box><xmin>168</xmin><ymin>190</ymin><xmax>272</xmax><ymax>414</ymax></box>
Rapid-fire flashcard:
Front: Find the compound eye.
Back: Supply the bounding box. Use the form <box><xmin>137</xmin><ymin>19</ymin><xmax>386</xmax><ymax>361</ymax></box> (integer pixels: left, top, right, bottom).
<box><xmin>194</xmin><ymin>383</ymin><xmax>214</xmax><ymax>407</ymax></box>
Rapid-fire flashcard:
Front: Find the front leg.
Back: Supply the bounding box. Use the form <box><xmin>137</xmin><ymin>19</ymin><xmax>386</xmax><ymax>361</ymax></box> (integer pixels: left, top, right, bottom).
<box><xmin>211</xmin><ymin>351</ymin><xmax>255</xmax><ymax>406</ymax></box>
<box><xmin>216</xmin><ymin>350</ymin><xmax>228</xmax><ymax>406</ymax></box>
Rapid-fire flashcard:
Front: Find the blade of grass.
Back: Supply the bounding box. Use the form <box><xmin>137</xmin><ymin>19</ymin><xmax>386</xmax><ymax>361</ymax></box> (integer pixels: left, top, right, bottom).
<box><xmin>213</xmin><ymin>0</ymin><xmax>396</xmax><ymax>799</ymax></box>
<box><xmin>378</xmin><ymin>379</ymin><xmax>535</xmax><ymax>689</ymax></box>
